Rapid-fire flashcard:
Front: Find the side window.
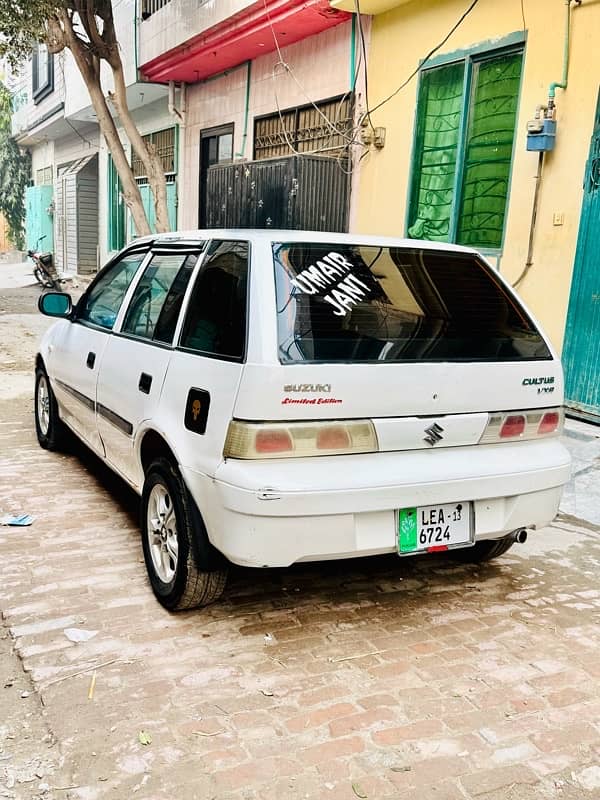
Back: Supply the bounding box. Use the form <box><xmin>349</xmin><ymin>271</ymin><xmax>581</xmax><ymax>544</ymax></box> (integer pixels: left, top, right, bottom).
<box><xmin>180</xmin><ymin>240</ymin><xmax>248</xmax><ymax>360</ymax></box>
<box><xmin>77</xmin><ymin>252</ymin><xmax>147</xmax><ymax>330</ymax></box>
<box><xmin>121</xmin><ymin>253</ymin><xmax>198</xmax><ymax>343</ymax></box>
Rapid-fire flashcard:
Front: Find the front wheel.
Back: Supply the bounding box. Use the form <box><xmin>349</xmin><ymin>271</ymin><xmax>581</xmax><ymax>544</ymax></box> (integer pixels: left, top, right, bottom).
<box><xmin>35</xmin><ymin>368</ymin><xmax>66</xmax><ymax>450</ymax></box>
<box><xmin>141</xmin><ymin>458</ymin><xmax>228</xmax><ymax>610</ymax></box>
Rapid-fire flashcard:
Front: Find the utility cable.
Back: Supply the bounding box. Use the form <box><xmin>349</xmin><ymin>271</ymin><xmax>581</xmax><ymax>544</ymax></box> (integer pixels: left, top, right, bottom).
<box><xmin>364</xmin><ymin>0</ymin><xmax>482</xmax><ymax>119</ymax></box>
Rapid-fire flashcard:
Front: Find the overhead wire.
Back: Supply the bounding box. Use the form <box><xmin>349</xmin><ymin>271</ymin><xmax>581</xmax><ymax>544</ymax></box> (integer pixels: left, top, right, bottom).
<box><xmin>361</xmin><ymin>0</ymin><xmax>482</xmax><ymax>120</ymax></box>
<box><xmin>353</xmin><ymin>0</ymin><xmax>375</xmax><ymax>132</ymax></box>
<box><xmin>263</xmin><ymin>0</ymin><xmax>356</xmax><ymax>146</ymax></box>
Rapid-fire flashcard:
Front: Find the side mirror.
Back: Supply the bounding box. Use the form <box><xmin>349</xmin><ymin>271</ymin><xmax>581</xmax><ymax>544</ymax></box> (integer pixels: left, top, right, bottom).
<box><xmin>38</xmin><ymin>292</ymin><xmax>73</xmax><ymax>318</ymax></box>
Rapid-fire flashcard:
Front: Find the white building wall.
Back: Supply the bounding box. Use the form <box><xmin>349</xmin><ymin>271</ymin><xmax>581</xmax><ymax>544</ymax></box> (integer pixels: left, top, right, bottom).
<box><xmin>30</xmin><ymin>142</ymin><xmax>55</xmax><ymax>179</ymax></box>
<box><xmin>180</xmin><ymin>20</ymin><xmax>354</xmax><ymax>229</ymax></box>
<box><xmin>54</xmin><ymin>129</ymin><xmax>100</xmax><ymax>167</ymax></box>
<box><xmin>11</xmin><ymin>52</ymin><xmax>66</xmax><ymax>140</ymax></box>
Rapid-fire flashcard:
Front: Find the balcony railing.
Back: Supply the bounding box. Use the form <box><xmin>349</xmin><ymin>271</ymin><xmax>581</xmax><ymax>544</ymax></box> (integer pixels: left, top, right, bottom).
<box><xmin>141</xmin><ymin>0</ymin><xmax>171</xmax><ymax>20</ymax></box>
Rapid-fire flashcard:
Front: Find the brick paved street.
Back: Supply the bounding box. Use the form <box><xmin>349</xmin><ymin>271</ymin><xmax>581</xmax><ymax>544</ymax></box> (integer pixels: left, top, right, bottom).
<box><xmin>1</xmin><ymin>268</ymin><xmax>600</xmax><ymax>799</ymax></box>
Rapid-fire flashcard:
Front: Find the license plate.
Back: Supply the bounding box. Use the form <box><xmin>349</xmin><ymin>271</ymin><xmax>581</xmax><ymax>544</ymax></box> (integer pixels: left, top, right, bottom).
<box><xmin>397</xmin><ymin>501</ymin><xmax>473</xmax><ymax>555</ymax></box>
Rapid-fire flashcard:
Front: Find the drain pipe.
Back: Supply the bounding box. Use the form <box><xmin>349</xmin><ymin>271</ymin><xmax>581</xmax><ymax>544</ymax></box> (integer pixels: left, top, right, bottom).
<box><xmin>513</xmin><ymin>151</ymin><xmax>544</xmax><ymax>288</ymax></box>
<box><xmin>547</xmin><ymin>0</ymin><xmax>580</xmax><ymax>113</ymax></box>
<box><xmin>168</xmin><ymin>81</ymin><xmax>187</xmax><ymax>229</ymax></box>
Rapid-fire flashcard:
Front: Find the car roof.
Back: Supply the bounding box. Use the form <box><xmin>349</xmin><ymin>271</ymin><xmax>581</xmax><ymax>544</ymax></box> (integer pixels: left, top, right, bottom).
<box><xmin>135</xmin><ymin>229</ymin><xmax>479</xmax><ymax>255</ymax></box>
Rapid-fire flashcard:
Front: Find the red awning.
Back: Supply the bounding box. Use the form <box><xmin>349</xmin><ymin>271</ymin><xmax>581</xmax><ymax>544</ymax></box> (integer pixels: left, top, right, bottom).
<box><xmin>140</xmin><ymin>0</ymin><xmax>351</xmax><ymax>84</ymax></box>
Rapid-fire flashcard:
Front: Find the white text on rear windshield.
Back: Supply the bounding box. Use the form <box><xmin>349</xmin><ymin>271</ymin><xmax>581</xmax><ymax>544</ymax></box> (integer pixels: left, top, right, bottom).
<box><xmin>273</xmin><ymin>244</ymin><xmax>552</xmax><ymax>363</ymax></box>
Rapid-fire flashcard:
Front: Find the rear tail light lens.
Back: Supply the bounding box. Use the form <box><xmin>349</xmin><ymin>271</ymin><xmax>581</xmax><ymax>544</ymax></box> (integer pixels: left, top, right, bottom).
<box><xmin>255</xmin><ymin>429</ymin><xmax>294</xmax><ymax>454</ymax></box>
<box><xmin>316</xmin><ymin>426</ymin><xmax>351</xmax><ymax>450</ymax></box>
<box><xmin>480</xmin><ymin>407</ymin><xmax>564</xmax><ymax>444</ymax></box>
<box><xmin>224</xmin><ymin>419</ymin><xmax>378</xmax><ymax>459</ymax></box>
<box><xmin>538</xmin><ymin>411</ymin><xmax>560</xmax><ymax>435</ymax></box>
<box><xmin>500</xmin><ymin>414</ymin><xmax>526</xmax><ymax>438</ymax></box>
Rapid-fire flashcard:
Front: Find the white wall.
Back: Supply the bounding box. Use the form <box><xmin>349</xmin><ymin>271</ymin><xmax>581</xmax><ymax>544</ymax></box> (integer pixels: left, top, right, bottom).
<box><xmin>11</xmin><ymin>53</ymin><xmax>66</xmax><ymax>139</ymax></box>
<box><xmin>54</xmin><ymin>128</ymin><xmax>100</xmax><ymax>167</ymax></box>
<box><xmin>30</xmin><ymin>141</ymin><xmax>55</xmax><ymax>178</ymax></box>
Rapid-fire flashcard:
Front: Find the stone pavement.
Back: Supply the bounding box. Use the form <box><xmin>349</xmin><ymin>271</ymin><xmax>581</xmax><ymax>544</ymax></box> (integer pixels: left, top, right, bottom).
<box><xmin>0</xmin><ymin>269</ymin><xmax>599</xmax><ymax>800</ymax></box>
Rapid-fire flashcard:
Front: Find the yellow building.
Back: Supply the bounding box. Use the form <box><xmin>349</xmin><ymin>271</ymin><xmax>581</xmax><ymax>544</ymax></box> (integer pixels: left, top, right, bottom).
<box><xmin>334</xmin><ymin>0</ymin><xmax>599</xmax><ymax>420</ymax></box>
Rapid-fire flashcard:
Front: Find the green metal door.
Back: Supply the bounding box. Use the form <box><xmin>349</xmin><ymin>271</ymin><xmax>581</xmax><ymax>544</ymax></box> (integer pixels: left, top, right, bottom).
<box><xmin>562</xmin><ymin>95</ymin><xmax>600</xmax><ymax>420</ymax></box>
<box><xmin>108</xmin><ymin>155</ymin><xmax>125</xmax><ymax>252</ymax></box>
<box><xmin>25</xmin><ymin>185</ymin><xmax>54</xmax><ymax>251</ymax></box>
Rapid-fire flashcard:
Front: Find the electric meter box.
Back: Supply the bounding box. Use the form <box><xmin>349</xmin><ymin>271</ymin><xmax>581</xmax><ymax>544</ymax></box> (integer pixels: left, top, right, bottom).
<box><xmin>527</xmin><ymin>118</ymin><xmax>556</xmax><ymax>151</ymax></box>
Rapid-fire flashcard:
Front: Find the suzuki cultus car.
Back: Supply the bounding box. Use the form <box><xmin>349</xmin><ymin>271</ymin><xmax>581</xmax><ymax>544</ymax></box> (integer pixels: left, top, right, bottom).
<box><xmin>35</xmin><ymin>231</ymin><xmax>571</xmax><ymax>609</ymax></box>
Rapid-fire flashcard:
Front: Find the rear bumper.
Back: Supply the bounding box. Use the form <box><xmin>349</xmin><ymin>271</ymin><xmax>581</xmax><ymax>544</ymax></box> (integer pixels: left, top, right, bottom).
<box><xmin>182</xmin><ymin>439</ymin><xmax>571</xmax><ymax>567</ymax></box>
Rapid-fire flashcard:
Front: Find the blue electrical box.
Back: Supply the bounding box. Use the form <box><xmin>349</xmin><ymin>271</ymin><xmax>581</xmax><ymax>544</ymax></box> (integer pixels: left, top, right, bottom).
<box><xmin>527</xmin><ymin>118</ymin><xmax>556</xmax><ymax>151</ymax></box>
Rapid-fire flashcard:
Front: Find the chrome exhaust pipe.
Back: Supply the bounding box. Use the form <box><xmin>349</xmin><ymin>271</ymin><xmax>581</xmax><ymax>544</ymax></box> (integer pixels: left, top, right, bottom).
<box><xmin>513</xmin><ymin>528</ymin><xmax>528</xmax><ymax>544</ymax></box>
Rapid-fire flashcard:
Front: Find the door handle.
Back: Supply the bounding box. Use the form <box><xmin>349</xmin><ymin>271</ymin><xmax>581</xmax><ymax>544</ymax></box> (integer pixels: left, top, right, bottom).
<box><xmin>138</xmin><ymin>373</ymin><xmax>152</xmax><ymax>394</ymax></box>
<box><xmin>86</xmin><ymin>351</ymin><xmax>96</xmax><ymax>369</ymax></box>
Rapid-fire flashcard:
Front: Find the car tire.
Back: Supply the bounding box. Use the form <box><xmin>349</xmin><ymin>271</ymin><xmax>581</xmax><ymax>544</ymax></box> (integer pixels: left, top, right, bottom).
<box><xmin>141</xmin><ymin>457</ymin><xmax>228</xmax><ymax>610</ymax></box>
<box><xmin>35</xmin><ymin>367</ymin><xmax>66</xmax><ymax>451</ymax></box>
<box><xmin>453</xmin><ymin>536</ymin><xmax>516</xmax><ymax>563</ymax></box>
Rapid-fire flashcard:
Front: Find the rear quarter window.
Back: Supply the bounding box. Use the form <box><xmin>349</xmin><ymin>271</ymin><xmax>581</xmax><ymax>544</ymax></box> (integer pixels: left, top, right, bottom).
<box><xmin>273</xmin><ymin>243</ymin><xmax>552</xmax><ymax>364</ymax></box>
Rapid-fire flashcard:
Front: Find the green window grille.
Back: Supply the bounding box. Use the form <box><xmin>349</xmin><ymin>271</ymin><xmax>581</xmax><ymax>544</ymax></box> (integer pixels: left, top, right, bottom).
<box><xmin>408</xmin><ymin>48</ymin><xmax>523</xmax><ymax>250</ymax></box>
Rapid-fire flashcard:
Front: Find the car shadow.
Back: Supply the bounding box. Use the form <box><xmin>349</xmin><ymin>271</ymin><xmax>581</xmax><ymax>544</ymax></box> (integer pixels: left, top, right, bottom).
<box><xmin>65</xmin><ymin>434</ymin><xmax>518</xmax><ymax>616</ymax></box>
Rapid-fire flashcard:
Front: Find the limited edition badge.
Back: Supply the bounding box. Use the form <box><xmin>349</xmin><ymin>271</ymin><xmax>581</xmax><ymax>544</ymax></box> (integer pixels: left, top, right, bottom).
<box><xmin>184</xmin><ymin>388</ymin><xmax>210</xmax><ymax>435</ymax></box>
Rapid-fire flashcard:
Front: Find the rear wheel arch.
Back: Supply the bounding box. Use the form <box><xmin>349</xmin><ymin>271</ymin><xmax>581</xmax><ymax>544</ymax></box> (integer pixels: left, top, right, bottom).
<box><xmin>139</xmin><ymin>429</ymin><xmax>178</xmax><ymax>476</ymax></box>
<box><xmin>138</xmin><ymin>429</ymin><xmax>224</xmax><ymax>565</ymax></box>
<box><xmin>140</xmin><ymin>455</ymin><xmax>228</xmax><ymax>609</ymax></box>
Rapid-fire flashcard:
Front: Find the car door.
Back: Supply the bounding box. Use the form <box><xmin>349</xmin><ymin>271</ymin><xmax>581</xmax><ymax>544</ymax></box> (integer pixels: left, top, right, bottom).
<box><xmin>49</xmin><ymin>248</ymin><xmax>149</xmax><ymax>453</ymax></box>
<box><xmin>95</xmin><ymin>248</ymin><xmax>202</xmax><ymax>483</ymax></box>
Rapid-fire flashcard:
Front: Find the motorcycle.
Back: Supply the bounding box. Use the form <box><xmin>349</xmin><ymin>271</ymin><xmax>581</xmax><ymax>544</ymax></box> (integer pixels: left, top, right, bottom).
<box><xmin>28</xmin><ymin>235</ymin><xmax>60</xmax><ymax>290</ymax></box>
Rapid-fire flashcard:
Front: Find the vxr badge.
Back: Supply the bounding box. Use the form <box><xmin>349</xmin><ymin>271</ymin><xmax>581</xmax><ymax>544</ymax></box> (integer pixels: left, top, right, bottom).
<box><xmin>423</xmin><ymin>422</ymin><xmax>444</xmax><ymax>446</ymax></box>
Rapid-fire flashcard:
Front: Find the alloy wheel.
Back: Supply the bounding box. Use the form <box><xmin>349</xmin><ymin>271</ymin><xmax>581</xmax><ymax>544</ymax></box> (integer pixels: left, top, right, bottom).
<box><xmin>37</xmin><ymin>374</ymin><xmax>50</xmax><ymax>436</ymax></box>
<box><xmin>147</xmin><ymin>483</ymin><xmax>179</xmax><ymax>583</ymax></box>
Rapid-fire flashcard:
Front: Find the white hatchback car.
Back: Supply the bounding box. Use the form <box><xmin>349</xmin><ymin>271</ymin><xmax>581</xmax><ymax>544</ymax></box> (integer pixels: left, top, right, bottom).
<box><xmin>36</xmin><ymin>230</ymin><xmax>571</xmax><ymax>610</ymax></box>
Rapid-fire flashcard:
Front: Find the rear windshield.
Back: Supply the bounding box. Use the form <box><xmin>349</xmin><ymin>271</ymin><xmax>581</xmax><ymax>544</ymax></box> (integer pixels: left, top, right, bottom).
<box><xmin>273</xmin><ymin>243</ymin><xmax>552</xmax><ymax>363</ymax></box>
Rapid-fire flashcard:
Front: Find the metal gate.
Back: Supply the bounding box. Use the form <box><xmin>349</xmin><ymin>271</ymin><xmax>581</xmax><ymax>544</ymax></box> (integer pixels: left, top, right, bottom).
<box><xmin>562</xmin><ymin>92</ymin><xmax>600</xmax><ymax>420</ymax></box>
<box><xmin>204</xmin><ymin>155</ymin><xmax>349</xmax><ymax>232</ymax></box>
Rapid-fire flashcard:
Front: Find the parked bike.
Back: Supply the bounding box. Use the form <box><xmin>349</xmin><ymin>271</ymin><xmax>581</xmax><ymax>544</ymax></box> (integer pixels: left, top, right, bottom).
<box><xmin>28</xmin><ymin>236</ymin><xmax>59</xmax><ymax>290</ymax></box>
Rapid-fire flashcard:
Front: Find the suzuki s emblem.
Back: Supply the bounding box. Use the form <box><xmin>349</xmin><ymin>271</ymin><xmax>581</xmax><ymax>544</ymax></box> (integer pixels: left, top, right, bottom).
<box><xmin>423</xmin><ymin>422</ymin><xmax>444</xmax><ymax>446</ymax></box>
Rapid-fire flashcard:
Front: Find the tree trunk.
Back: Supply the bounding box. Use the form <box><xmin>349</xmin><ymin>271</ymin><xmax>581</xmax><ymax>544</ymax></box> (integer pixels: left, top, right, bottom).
<box><xmin>87</xmin><ymin>82</ymin><xmax>151</xmax><ymax>237</ymax></box>
<box><xmin>56</xmin><ymin>9</ymin><xmax>151</xmax><ymax>238</ymax></box>
<box><xmin>109</xmin><ymin>59</ymin><xmax>171</xmax><ymax>233</ymax></box>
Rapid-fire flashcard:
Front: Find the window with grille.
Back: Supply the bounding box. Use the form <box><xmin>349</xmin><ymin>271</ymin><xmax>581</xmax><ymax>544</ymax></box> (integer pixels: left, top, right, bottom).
<box><xmin>36</xmin><ymin>166</ymin><xmax>53</xmax><ymax>185</ymax></box>
<box><xmin>141</xmin><ymin>0</ymin><xmax>171</xmax><ymax>19</ymax></box>
<box><xmin>132</xmin><ymin>127</ymin><xmax>176</xmax><ymax>184</ymax></box>
<box><xmin>254</xmin><ymin>96</ymin><xmax>353</xmax><ymax>161</ymax></box>
<box><xmin>408</xmin><ymin>45</ymin><xmax>523</xmax><ymax>251</ymax></box>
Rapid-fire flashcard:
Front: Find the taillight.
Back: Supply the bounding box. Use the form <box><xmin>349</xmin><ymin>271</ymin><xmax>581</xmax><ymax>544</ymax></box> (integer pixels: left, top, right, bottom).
<box><xmin>224</xmin><ymin>419</ymin><xmax>378</xmax><ymax>459</ymax></box>
<box><xmin>500</xmin><ymin>414</ymin><xmax>526</xmax><ymax>438</ymax></box>
<box><xmin>255</xmin><ymin>429</ymin><xmax>293</xmax><ymax>454</ymax></box>
<box><xmin>480</xmin><ymin>407</ymin><xmax>564</xmax><ymax>444</ymax></box>
<box><xmin>316</xmin><ymin>426</ymin><xmax>351</xmax><ymax>450</ymax></box>
<box><xmin>538</xmin><ymin>411</ymin><xmax>560</xmax><ymax>435</ymax></box>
